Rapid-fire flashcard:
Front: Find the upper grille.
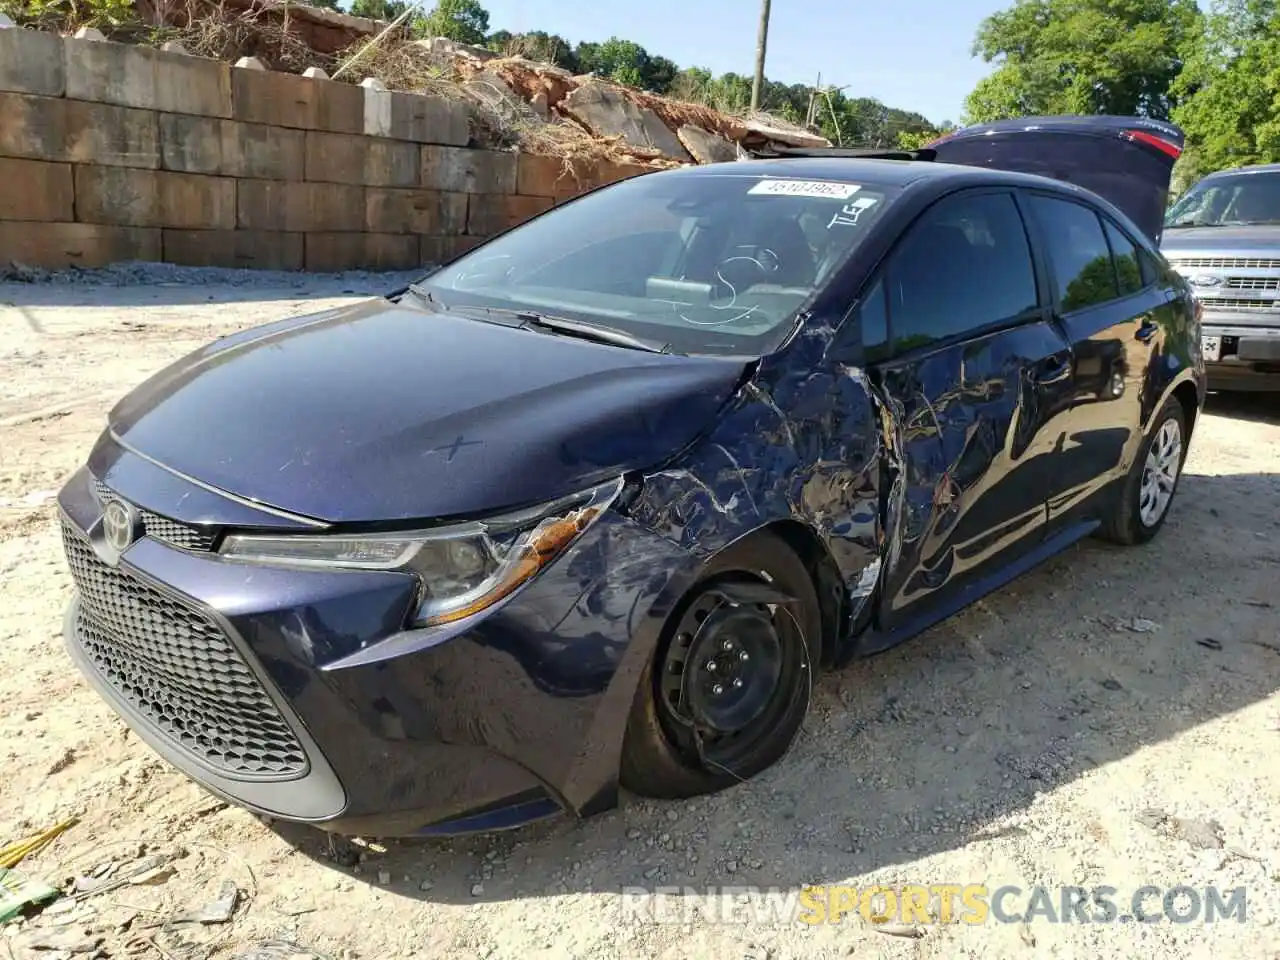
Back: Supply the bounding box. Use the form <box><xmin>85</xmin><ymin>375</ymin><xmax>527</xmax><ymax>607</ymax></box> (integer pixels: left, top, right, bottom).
<box><xmin>62</xmin><ymin>521</ymin><xmax>308</xmax><ymax>780</ymax></box>
<box><xmin>1169</xmin><ymin>257</ymin><xmax>1280</xmax><ymax>270</ymax></box>
<box><xmin>91</xmin><ymin>477</ymin><xmax>217</xmax><ymax>551</ymax></box>
<box><xmin>1225</xmin><ymin>277</ymin><xmax>1280</xmax><ymax>291</ymax></box>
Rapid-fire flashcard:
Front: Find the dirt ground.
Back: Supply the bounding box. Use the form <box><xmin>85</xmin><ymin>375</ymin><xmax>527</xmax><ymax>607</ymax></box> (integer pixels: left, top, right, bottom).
<box><xmin>2</xmin><ymin>272</ymin><xmax>1279</xmax><ymax>960</ymax></box>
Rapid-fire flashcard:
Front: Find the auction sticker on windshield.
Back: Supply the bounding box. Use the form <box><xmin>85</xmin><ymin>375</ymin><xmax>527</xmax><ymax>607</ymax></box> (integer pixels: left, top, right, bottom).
<box><xmin>748</xmin><ymin>179</ymin><xmax>862</xmax><ymax>199</ymax></box>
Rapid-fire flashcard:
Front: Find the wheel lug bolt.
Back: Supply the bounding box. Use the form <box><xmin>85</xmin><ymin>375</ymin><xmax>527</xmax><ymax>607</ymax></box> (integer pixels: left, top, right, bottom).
<box><xmin>721</xmin><ymin>639</ymin><xmax>733</xmax><ymax>651</ymax></box>
<box><xmin>738</xmin><ymin>651</ymin><xmax>749</xmax><ymax>662</ymax></box>
<box><xmin>705</xmin><ymin>660</ymin><xmax>717</xmax><ymax>672</ymax></box>
<box><xmin>712</xmin><ymin>683</ymin><xmax>725</xmax><ymax>696</ymax></box>
<box><xmin>732</xmin><ymin>678</ymin><xmax>744</xmax><ymax>689</ymax></box>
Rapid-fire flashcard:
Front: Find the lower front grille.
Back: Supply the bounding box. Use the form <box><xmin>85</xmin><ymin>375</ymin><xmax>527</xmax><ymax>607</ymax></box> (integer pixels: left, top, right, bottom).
<box><xmin>1196</xmin><ymin>297</ymin><xmax>1280</xmax><ymax>312</ymax></box>
<box><xmin>62</xmin><ymin>520</ymin><xmax>308</xmax><ymax>780</ymax></box>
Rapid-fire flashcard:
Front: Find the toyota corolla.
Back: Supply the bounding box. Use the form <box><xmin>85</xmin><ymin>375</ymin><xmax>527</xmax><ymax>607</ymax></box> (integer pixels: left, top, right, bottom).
<box><xmin>58</xmin><ymin>115</ymin><xmax>1204</xmax><ymax>837</ymax></box>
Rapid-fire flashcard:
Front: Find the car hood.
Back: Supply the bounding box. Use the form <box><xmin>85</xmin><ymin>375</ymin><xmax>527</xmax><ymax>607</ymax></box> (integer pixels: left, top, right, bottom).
<box><xmin>108</xmin><ymin>298</ymin><xmax>749</xmax><ymax>524</ymax></box>
<box><xmin>1161</xmin><ymin>224</ymin><xmax>1280</xmax><ymax>252</ymax></box>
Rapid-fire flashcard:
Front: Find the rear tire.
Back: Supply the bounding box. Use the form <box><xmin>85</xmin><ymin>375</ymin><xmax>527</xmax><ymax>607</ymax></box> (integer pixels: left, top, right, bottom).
<box><xmin>1098</xmin><ymin>396</ymin><xmax>1187</xmax><ymax>545</ymax></box>
<box><xmin>619</xmin><ymin>531</ymin><xmax>820</xmax><ymax>799</ymax></box>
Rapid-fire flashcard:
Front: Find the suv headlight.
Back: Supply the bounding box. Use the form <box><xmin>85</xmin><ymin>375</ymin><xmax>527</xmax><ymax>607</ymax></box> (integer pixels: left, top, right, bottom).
<box><xmin>219</xmin><ymin>477</ymin><xmax>624</xmax><ymax>626</ymax></box>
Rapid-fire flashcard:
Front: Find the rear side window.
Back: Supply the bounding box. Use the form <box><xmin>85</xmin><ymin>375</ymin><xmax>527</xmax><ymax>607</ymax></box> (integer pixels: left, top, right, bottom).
<box><xmin>1029</xmin><ymin>195</ymin><xmax>1118</xmax><ymax>312</ymax></box>
<box><xmin>1103</xmin><ymin>219</ymin><xmax>1144</xmax><ymax>296</ymax></box>
<box><xmin>885</xmin><ymin>191</ymin><xmax>1038</xmax><ymax>350</ymax></box>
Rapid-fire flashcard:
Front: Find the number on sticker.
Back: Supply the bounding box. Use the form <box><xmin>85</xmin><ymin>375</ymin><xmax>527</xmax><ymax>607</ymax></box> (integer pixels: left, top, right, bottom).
<box><xmin>748</xmin><ymin>179</ymin><xmax>862</xmax><ymax>200</ymax></box>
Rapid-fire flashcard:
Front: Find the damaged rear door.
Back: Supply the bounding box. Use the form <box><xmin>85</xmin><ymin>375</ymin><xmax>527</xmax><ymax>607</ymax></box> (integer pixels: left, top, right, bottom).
<box><xmin>858</xmin><ymin>188</ymin><xmax>1074</xmax><ymax>640</ymax></box>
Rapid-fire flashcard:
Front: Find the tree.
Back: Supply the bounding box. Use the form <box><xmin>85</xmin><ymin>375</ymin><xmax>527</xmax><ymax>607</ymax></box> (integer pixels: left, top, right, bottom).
<box><xmin>348</xmin><ymin>0</ymin><xmax>407</xmax><ymax>21</ymax></box>
<box><xmin>962</xmin><ymin>0</ymin><xmax>1202</xmax><ymax>124</ymax></box>
<box><xmin>569</xmin><ymin>38</ymin><xmax>678</xmax><ymax>94</ymax></box>
<box><xmin>504</xmin><ymin>30</ymin><xmax>578</xmax><ymax>71</ymax></box>
<box><xmin>485</xmin><ymin>28</ymin><xmax>514</xmax><ymax>51</ymax></box>
<box><xmin>420</xmin><ymin>0</ymin><xmax>489</xmax><ymax>44</ymax></box>
<box><xmin>1171</xmin><ymin>0</ymin><xmax>1280</xmax><ymax>178</ymax></box>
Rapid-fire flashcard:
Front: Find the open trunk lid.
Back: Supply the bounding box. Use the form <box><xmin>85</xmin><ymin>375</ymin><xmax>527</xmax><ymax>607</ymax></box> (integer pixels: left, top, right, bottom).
<box><xmin>927</xmin><ymin>116</ymin><xmax>1185</xmax><ymax>244</ymax></box>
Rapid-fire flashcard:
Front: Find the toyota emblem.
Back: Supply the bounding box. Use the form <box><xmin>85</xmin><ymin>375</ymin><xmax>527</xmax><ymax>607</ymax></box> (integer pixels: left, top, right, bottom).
<box><xmin>101</xmin><ymin>499</ymin><xmax>139</xmax><ymax>553</ymax></box>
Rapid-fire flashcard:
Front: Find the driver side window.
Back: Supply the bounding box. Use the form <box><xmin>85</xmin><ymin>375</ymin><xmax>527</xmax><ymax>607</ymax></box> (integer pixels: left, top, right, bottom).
<box><xmin>856</xmin><ymin>191</ymin><xmax>1040</xmax><ymax>360</ymax></box>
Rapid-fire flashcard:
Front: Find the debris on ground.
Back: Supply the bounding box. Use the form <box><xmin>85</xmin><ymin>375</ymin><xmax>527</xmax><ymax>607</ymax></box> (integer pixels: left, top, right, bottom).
<box><xmin>173</xmin><ymin>880</ymin><xmax>241</xmax><ymax>925</ymax></box>
<box><xmin>1</xmin><ymin>819</ymin><xmax>79</xmax><ymax>870</ymax></box>
<box><xmin>0</xmin><ymin>867</ymin><xmax>61</xmax><ymax>924</ymax></box>
<box><xmin>1134</xmin><ymin>808</ymin><xmax>1225</xmax><ymax>850</ymax></box>
<box><xmin>1125</xmin><ymin>617</ymin><xmax>1161</xmax><ymax>633</ymax></box>
<box><xmin>2</xmin><ymin>841</ymin><xmax>258</xmax><ymax>957</ymax></box>
<box><xmin>871</xmin><ymin>921</ymin><xmax>927</xmax><ymax>938</ymax></box>
<box><xmin>229</xmin><ymin>940</ymin><xmax>329</xmax><ymax>960</ymax></box>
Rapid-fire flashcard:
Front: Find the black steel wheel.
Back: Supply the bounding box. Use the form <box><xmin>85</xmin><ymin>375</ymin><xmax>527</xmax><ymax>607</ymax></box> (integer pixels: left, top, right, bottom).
<box><xmin>619</xmin><ymin>530</ymin><xmax>820</xmax><ymax>799</ymax></box>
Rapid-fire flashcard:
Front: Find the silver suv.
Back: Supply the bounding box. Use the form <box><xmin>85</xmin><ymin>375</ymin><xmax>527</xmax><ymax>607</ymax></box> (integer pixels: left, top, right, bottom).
<box><xmin>1162</xmin><ymin>163</ymin><xmax>1280</xmax><ymax>391</ymax></box>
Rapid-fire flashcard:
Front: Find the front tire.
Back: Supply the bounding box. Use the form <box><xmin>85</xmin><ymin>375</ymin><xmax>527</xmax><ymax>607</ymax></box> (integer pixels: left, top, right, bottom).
<box><xmin>619</xmin><ymin>531</ymin><xmax>820</xmax><ymax>799</ymax></box>
<box><xmin>1099</xmin><ymin>396</ymin><xmax>1187</xmax><ymax>545</ymax></box>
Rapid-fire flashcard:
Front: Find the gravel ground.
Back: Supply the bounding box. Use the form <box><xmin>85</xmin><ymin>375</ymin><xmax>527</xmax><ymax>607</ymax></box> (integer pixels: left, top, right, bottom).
<box><xmin>2</xmin><ymin>266</ymin><xmax>1279</xmax><ymax>960</ymax></box>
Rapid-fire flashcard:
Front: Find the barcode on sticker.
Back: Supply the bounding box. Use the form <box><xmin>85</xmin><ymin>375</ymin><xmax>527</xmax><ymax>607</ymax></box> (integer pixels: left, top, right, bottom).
<box><xmin>748</xmin><ymin>179</ymin><xmax>861</xmax><ymax>199</ymax></box>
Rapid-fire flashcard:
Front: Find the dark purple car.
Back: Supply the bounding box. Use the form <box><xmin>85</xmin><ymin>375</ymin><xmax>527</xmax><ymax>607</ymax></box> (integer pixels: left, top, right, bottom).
<box><xmin>58</xmin><ymin>115</ymin><xmax>1205</xmax><ymax>837</ymax></box>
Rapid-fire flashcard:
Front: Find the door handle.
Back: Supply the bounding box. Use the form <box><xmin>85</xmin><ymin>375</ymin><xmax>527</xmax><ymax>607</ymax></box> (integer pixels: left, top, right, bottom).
<box><xmin>1136</xmin><ymin>319</ymin><xmax>1159</xmax><ymax>342</ymax></box>
<box><xmin>1033</xmin><ymin>353</ymin><xmax>1071</xmax><ymax>384</ymax></box>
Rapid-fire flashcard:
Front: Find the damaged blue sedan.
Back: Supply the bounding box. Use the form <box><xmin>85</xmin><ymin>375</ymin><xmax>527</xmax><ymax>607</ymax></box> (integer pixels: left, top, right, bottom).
<box><xmin>59</xmin><ymin>115</ymin><xmax>1205</xmax><ymax>837</ymax></box>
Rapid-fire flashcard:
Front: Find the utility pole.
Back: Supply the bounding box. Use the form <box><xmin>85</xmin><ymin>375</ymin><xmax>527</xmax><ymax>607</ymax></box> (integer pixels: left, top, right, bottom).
<box><xmin>750</xmin><ymin>0</ymin><xmax>771</xmax><ymax>112</ymax></box>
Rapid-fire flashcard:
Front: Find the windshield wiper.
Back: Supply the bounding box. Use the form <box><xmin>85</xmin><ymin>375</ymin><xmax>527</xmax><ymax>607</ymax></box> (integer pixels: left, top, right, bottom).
<box><xmin>518</xmin><ymin>311</ymin><xmax>671</xmax><ymax>354</ymax></box>
<box><xmin>405</xmin><ymin>282</ymin><xmax>442</xmax><ymax>306</ymax></box>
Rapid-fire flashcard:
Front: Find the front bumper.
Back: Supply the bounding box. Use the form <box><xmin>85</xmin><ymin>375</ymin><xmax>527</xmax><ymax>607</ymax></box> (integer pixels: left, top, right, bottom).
<box><xmin>58</xmin><ymin>462</ymin><xmax>699</xmax><ymax>836</ymax></box>
<box><xmin>1202</xmin><ymin>321</ymin><xmax>1280</xmax><ymax>391</ymax></box>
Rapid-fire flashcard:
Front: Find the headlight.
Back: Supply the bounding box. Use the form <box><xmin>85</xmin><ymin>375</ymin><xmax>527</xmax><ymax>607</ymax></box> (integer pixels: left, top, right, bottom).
<box><xmin>219</xmin><ymin>477</ymin><xmax>624</xmax><ymax>626</ymax></box>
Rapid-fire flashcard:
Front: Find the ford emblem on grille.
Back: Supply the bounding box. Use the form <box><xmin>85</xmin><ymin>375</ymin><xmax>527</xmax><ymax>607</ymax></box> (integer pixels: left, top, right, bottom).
<box><xmin>102</xmin><ymin>499</ymin><xmax>140</xmax><ymax>554</ymax></box>
<box><xmin>1190</xmin><ymin>274</ymin><xmax>1223</xmax><ymax>287</ymax></box>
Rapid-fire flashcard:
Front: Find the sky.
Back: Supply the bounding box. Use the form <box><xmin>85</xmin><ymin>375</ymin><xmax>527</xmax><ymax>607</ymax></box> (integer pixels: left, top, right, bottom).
<box><xmin>478</xmin><ymin>0</ymin><xmax>1010</xmax><ymax>126</ymax></box>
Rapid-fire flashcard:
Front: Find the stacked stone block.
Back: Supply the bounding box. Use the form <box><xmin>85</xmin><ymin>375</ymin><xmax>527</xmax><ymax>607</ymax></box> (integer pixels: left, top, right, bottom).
<box><xmin>0</xmin><ymin>26</ymin><xmax>653</xmax><ymax>271</ymax></box>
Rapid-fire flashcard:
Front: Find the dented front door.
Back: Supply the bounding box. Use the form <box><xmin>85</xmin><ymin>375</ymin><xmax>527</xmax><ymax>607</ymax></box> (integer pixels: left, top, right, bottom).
<box><xmin>858</xmin><ymin>189</ymin><xmax>1073</xmax><ymax>636</ymax></box>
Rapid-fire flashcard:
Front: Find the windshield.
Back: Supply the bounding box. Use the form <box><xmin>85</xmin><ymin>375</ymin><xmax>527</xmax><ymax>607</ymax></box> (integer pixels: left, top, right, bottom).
<box><xmin>414</xmin><ymin>169</ymin><xmax>896</xmax><ymax>356</ymax></box>
<box><xmin>1165</xmin><ymin>171</ymin><xmax>1280</xmax><ymax>227</ymax></box>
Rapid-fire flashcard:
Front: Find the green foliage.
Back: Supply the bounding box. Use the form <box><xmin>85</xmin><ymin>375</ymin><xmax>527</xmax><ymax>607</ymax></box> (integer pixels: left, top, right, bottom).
<box><xmin>0</xmin><ymin>0</ymin><xmax>134</xmax><ymax>31</ymax></box>
<box><xmin>572</xmin><ymin>37</ymin><xmax>677</xmax><ymax>93</ymax></box>
<box><xmin>1061</xmin><ymin>255</ymin><xmax>1119</xmax><ymax>313</ymax></box>
<box><xmin>819</xmin><ymin>94</ymin><xmax>937</xmax><ymax>149</ymax></box>
<box><xmin>420</xmin><ymin>0</ymin><xmax>489</xmax><ymax>44</ymax></box>
<box><xmin>1170</xmin><ymin>0</ymin><xmax>1280</xmax><ymax>179</ymax></box>
<box><xmin>487</xmin><ymin>29</ymin><xmax>578</xmax><ymax>71</ymax></box>
<box><xmin>348</xmin><ymin>0</ymin><xmax>409</xmax><ymax>22</ymax></box>
<box><xmin>897</xmin><ymin>129</ymin><xmax>937</xmax><ymax>150</ymax></box>
<box><xmin>963</xmin><ymin>0</ymin><xmax>1202</xmax><ymax>123</ymax></box>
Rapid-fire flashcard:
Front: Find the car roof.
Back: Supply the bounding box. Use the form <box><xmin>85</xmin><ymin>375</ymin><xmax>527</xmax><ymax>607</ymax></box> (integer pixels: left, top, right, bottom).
<box><xmin>655</xmin><ymin>155</ymin><xmax>1156</xmax><ymax>248</ymax></box>
<box><xmin>942</xmin><ymin>114</ymin><xmax>1183</xmax><ymax>143</ymax></box>
<box><xmin>667</xmin><ymin>156</ymin><xmax>1073</xmax><ymax>192</ymax></box>
<box><xmin>1202</xmin><ymin>163</ymin><xmax>1280</xmax><ymax>179</ymax></box>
